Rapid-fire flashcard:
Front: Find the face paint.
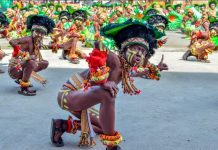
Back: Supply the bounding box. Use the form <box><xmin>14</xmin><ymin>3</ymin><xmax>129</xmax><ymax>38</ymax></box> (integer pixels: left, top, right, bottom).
<box><xmin>125</xmin><ymin>47</ymin><xmax>145</xmax><ymax>66</ymax></box>
<box><xmin>32</xmin><ymin>30</ymin><xmax>45</xmax><ymax>39</ymax></box>
<box><xmin>126</xmin><ymin>48</ymin><xmax>137</xmax><ymax>63</ymax></box>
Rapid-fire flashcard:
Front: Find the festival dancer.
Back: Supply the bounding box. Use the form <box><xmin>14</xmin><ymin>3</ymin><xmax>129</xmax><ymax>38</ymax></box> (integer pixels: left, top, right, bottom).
<box><xmin>208</xmin><ymin>0</ymin><xmax>217</xmax><ymax>23</ymax></box>
<box><xmin>51</xmin><ymin>11</ymin><xmax>70</xmax><ymax>51</ymax></box>
<box><xmin>182</xmin><ymin>14</ymin><xmax>215</xmax><ymax>62</ymax></box>
<box><xmin>174</xmin><ymin>4</ymin><xmax>183</xmax><ymax>15</ymax></box>
<box><xmin>51</xmin><ymin>19</ymin><xmax>168</xmax><ymax>150</ymax></box>
<box><xmin>8</xmin><ymin>15</ymin><xmax>56</xmax><ymax>96</ymax></box>
<box><xmin>54</xmin><ymin>4</ymin><xmax>63</xmax><ymax>15</ymax></box>
<box><xmin>61</xmin><ymin>10</ymin><xmax>87</xmax><ymax>64</ymax></box>
<box><xmin>199</xmin><ymin>4</ymin><xmax>207</xmax><ymax>15</ymax></box>
<box><xmin>209</xmin><ymin>21</ymin><xmax>218</xmax><ymax>50</ymax></box>
<box><xmin>181</xmin><ymin>9</ymin><xmax>196</xmax><ymax>37</ymax></box>
<box><xmin>47</xmin><ymin>3</ymin><xmax>56</xmax><ymax>19</ymax></box>
<box><xmin>164</xmin><ymin>4</ymin><xmax>174</xmax><ymax>15</ymax></box>
<box><xmin>0</xmin><ymin>12</ymin><xmax>10</xmax><ymax>73</ymax></box>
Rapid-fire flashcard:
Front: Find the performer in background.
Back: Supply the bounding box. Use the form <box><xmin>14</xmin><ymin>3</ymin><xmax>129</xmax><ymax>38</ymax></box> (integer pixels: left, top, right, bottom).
<box><xmin>8</xmin><ymin>15</ymin><xmax>57</xmax><ymax>96</ymax></box>
<box><xmin>182</xmin><ymin>14</ymin><xmax>215</xmax><ymax>62</ymax></box>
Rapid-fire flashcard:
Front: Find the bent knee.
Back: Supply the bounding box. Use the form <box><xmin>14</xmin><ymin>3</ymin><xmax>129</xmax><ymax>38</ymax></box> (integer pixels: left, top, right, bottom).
<box><xmin>95</xmin><ymin>88</ymin><xmax>115</xmax><ymax>104</ymax></box>
<box><xmin>27</xmin><ymin>60</ymin><xmax>37</xmax><ymax>69</ymax></box>
<box><xmin>41</xmin><ymin>60</ymin><xmax>49</xmax><ymax>69</ymax></box>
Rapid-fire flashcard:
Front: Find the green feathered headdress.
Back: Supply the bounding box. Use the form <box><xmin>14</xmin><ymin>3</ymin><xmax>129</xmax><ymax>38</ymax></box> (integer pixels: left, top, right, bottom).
<box><xmin>199</xmin><ymin>4</ymin><xmax>206</xmax><ymax>8</ymax></box>
<box><xmin>209</xmin><ymin>0</ymin><xmax>217</xmax><ymax>6</ymax></box>
<box><xmin>115</xmin><ymin>3</ymin><xmax>122</xmax><ymax>7</ymax></box>
<box><xmin>194</xmin><ymin>4</ymin><xmax>199</xmax><ymax>7</ymax></box>
<box><xmin>40</xmin><ymin>4</ymin><xmax>47</xmax><ymax>8</ymax></box>
<box><xmin>92</xmin><ymin>2</ymin><xmax>102</xmax><ymax>7</ymax></box>
<box><xmin>101</xmin><ymin>3</ymin><xmax>113</xmax><ymax>8</ymax></box>
<box><xmin>46</xmin><ymin>2</ymin><xmax>55</xmax><ymax>8</ymax></box>
<box><xmin>165</xmin><ymin>4</ymin><xmax>173</xmax><ymax>9</ymax></box>
<box><xmin>174</xmin><ymin>4</ymin><xmax>182</xmax><ymax>10</ymax></box>
<box><xmin>66</xmin><ymin>5</ymin><xmax>76</xmax><ymax>14</ymax></box>
<box><xmin>124</xmin><ymin>2</ymin><xmax>131</xmax><ymax>7</ymax></box>
<box><xmin>100</xmin><ymin>19</ymin><xmax>165</xmax><ymax>56</ymax></box>
<box><xmin>55</xmin><ymin>4</ymin><xmax>63</xmax><ymax>12</ymax></box>
<box><xmin>151</xmin><ymin>2</ymin><xmax>158</xmax><ymax>8</ymax></box>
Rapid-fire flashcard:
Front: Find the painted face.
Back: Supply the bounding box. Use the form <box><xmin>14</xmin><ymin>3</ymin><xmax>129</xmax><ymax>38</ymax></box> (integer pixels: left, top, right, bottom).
<box><xmin>176</xmin><ymin>7</ymin><xmax>181</xmax><ymax>12</ymax></box>
<box><xmin>42</xmin><ymin>7</ymin><xmax>47</xmax><ymax>12</ymax></box>
<box><xmin>124</xmin><ymin>45</ymin><xmax>148</xmax><ymax>67</ymax></box>
<box><xmin>61</xmin><ymin>18</ymin><xmax>67</xmax><ymax>23</ymax></box>
<box><xmin>168</xmin><ymin>7</ymin><xmax>173</xmax><ymax>11</ymax></box>
<box><xmin>210</xmin><ymin>4</ymin><xmax>216</xmax><ymax>9</ymax></box>
<box><xmin>50</xmin><ymin>6</ymin><xmax>54</xmax><ymax>10</ymax></box>
<box><xmin>75</xmin><ymin>20</ymin><xmax>83</xmax><ymax>26</ymax></box>
<box><xmin>210</xmin><ymin>29</ymin><xmax>217</xmax><ymax>36</ymax></box>
<box><xmin>200</xmin><ymin>7</ymin><xmax>206</xmax><ymax>12</ymax></box>
<box><xmin>155</xmin><ymin>25</ymin><xmax>165</xmax><ymax>33</ymax></box>
<box><xmin>58</xmin><ymin>7</ymin><xmax>62</xmax><ymax>12</ymax></box>
<box><xmin>32</xmin><ymin>29</ymin><xmax>45</xmax><ymax>39</ymax></box>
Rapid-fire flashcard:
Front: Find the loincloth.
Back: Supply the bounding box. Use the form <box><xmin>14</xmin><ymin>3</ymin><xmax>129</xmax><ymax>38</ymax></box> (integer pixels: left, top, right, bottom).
<box><xmin>8</xmin><ymin>57</ymin><xmax>22</xmax><ymax>79</ymax></box>
<box><xmin>58</xmin><ymin>73</ymin><xmax>96</xmax><ymax>139</ymax></box>
<box><xmin>58</xmin><ymin>73</ymin><xmax>84</xmax><ymax>111</ymax></box>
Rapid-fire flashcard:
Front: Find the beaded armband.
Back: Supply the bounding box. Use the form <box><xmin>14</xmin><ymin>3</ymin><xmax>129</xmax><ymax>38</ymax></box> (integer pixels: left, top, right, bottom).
<box><xmin>147</xmin><ymin>64</ymin><xmax>161</xmax><ymax>80</ymax></box>
<box><xmin>132</xmin><ymin>66</ymin><xmax>149</xmax><ymax>73</ymax></box>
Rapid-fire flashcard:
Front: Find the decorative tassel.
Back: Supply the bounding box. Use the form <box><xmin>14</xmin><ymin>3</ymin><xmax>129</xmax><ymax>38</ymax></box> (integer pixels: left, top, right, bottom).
<box><xmin>78</xmin><ymin>110</ymin><xmax>96</xmax><ymax>147</ymax></box>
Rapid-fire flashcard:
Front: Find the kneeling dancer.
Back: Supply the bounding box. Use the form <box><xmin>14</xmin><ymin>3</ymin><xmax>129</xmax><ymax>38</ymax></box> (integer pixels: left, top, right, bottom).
<box><xmin>51</xmin><ymin>19</ymin><xmax>165</xmax><ymax>150</ymax></box>
<box><xmin>8</xmin><ymin>15</ymin><xmax>55</xmax><ymax>96</ymax></box>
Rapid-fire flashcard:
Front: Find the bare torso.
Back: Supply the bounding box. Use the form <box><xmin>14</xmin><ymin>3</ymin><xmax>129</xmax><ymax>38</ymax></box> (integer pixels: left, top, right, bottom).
<box><xmin>9</xmin><ymin>36</ymin><xmax>35</xmax><ymax>55</ymax></box>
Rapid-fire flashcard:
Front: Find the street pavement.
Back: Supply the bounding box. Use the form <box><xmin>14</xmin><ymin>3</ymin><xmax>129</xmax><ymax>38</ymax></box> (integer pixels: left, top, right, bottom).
<box><xmin>0</xmin><ymin>31</ymin><xmax>218</xmax><ymax>150</ymax></box>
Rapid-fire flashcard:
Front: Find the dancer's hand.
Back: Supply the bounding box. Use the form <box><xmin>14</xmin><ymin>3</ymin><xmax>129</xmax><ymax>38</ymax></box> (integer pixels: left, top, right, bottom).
<box><xmin>161</xmin><ymin>38</ymin><xmax>168</xmax><ymax>44</ymax></box>
<box><xmin>102</xmin><ymin>81</ymin><xmax>119</xmax><ymax>97</ymax></box>
<box><xmin>158</xmin><ymin>55</ymin><xmax>168</xmax><ymax>71</ymax></box>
